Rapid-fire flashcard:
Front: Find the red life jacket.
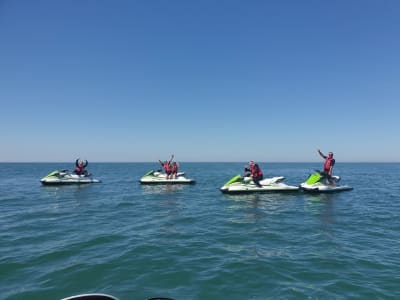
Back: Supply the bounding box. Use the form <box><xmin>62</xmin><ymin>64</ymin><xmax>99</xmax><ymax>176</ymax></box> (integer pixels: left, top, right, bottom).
<box><xmin>324</xmin><ymin>157</ymin><xmax>334</xmax><ymax>171</ymax></box>
<box><xmin>252</xmin><ymin>165</ymin><xmax>263</xmax><ymax>177</ymax></box>
<box><xmin>163</xmin><ymin>162</ymin><xmax>170</xmax><ymax>172</ymax></box>
<box><xmin>171</xmin><ymin>164</ymin><xmax>178</xmax><ymax>172</ymax></box>
<box><xmin>75</xmin><ymin>165</ymin><xmax>84</xmax><ymax>174</ymax></box>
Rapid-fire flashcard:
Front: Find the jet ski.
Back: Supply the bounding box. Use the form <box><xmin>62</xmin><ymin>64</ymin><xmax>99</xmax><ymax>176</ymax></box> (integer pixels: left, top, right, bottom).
<box><xmin>40</xmin><ymin>169</ymin><xmax>101</xmax><ymax>185</ymax></box>
<box><xmin>220</xmin><ymin>174</ymin><xmax>299</xmax><ymax>194</ymax></box>
<box><xmin>139</xmin><ymin>170</ymin><xmax>195</xmax><ymax>184</ymax></box>
<box><xmin>300</xmin><ymin>171</ymin><xmax>353</xmax><ymax>193</ymax></box>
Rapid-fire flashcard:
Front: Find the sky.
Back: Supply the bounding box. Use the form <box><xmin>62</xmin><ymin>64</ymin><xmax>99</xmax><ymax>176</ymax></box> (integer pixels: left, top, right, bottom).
<box><xmin>0</xmin><ymin>0</ymin><xmax>399</xmax><ymax>162</ymax></box>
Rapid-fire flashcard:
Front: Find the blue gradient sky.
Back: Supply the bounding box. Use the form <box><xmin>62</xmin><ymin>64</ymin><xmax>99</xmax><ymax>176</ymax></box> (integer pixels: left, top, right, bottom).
<box><xmin>1</xmin><ymin>0</ymin><xmax>399</xmax><ymax>162</ymax></box>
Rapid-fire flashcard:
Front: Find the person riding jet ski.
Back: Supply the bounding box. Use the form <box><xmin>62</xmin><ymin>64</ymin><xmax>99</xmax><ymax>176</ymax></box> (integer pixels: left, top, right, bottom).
<box><xmin>244</xmin><ymin>160</ymin><xmax>263</xmax><ymax>187</ymax></box>
<box><xmin>158</xmin><ymin>154</ymin><xmax>174</xmax><ymax>179</ymax></box>
<box><xmin>74</xmin><ymin>158</ymin><xmax>90</xmax><ymax>176</ymax></box>
<box><xmin>318</xmin><ymin>149</ymin><xmax>335</xmax><ymax>185</ymax></box>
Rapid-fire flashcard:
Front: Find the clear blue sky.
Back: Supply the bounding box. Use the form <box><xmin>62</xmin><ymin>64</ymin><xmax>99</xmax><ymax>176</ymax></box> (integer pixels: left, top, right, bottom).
<box><xmin>1</xmin><ymin>0</ymin><xmax>399</xmax><ymax>162</ymax></box>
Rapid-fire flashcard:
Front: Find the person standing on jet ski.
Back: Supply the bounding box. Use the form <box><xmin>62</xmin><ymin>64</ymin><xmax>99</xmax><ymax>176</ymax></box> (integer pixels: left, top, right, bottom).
<box><xmin>74</xmin><ymin>158</ymin><xmax>89</xmax><ymax>176</ymax></box>
<box><xmin>158</xmin><ymin>154</ymin><xmax>174</xmax><ymax>179</ymax></box>
<box><xmin>318</xmin><ymin>149</ymin><xmax>335</xmax><ymax>185</ymax></box>
<box><xmin>247</xmin><ymin>160</ymin><xmax>263</xmax><ymax>187</ymax></box>
<box><xmin>170</xmin><ymin>161</ymin><xmax>179</xmax><ymax>179</ymax></box>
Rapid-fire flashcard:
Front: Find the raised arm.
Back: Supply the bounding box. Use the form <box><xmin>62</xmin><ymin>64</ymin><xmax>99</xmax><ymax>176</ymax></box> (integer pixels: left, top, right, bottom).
<box><xmin>317</xmin><ymin>149</ymin><xmax>327</xmax><ymax>159</ymax></box>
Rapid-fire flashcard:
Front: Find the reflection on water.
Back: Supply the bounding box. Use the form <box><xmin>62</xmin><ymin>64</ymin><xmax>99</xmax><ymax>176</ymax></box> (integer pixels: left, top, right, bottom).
<box><xmin>41</xmin><ymin>183</ymin><xmax>94</xmax><ymax>198</ymax></box>
<box><xmin>224</xmin><ymin>193</ymin><xmax>296</xmax><ymax>224</ymax></box>
<box><xmin>305</xmin><ymin>194</ymin><xmax>335</xmax><ymax>222</ymax></box>
<box><xmin>140</xmin><ymin>184</ymin><xmax>186</xmax><ymax>194</ymax></box>
<box><xmin>40</xmin><ymin>184</ymin><xmax>97</xmax><ymax>213</ymax></box>
<box><xmin>304</xmin><ymin>193</ymin><xmax>337</xmax><ymax>243</ymax></box>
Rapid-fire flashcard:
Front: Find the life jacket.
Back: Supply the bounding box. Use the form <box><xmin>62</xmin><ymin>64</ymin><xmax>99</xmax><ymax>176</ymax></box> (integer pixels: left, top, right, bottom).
<box><xmin>163</xmin><ymin>162</ymin><xmax>170</xmax><ymax>172</ymax></box>
<box><xmin>252</xmin><ymin>164</ymin><xmax>263</xmax><ymax>177</ymax></box>
<box><xmin>75</xmin><ymin>165</ymin><xmax>84</xmax><ymax>174</ymax></box>
<box><xmin>171</xmin><ymin>164</ymin><xmax>178</xmax><ymax>172</ymax></box>
<box><xmin>324</xmin><ymin>157</ymin><xmax>334</xmax><ymax>171</ymax></box>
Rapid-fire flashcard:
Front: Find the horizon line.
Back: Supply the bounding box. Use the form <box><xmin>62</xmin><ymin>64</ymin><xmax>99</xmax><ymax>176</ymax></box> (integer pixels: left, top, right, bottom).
<box><xmin>1</xmin><ymin>161</ymin><xmax>399</xmax><ymax>164</ymax></box>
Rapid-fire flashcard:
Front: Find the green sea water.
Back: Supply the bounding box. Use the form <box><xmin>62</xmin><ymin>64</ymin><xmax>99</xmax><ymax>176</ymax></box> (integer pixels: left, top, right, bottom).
<box><xmin>1</xmin><ymin>162</ymin><xmax>399</xmax><ymax>299</ymax></box>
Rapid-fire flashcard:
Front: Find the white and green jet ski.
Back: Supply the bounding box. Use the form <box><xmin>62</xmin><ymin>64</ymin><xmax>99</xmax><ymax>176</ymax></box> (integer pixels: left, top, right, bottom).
<box><xmin>139</xmin><ymin>170</ymin><xmax>195</xmax><ymax>184</ymax></box>
<box><xmin>220</xmin><ymin>174</ymin><xmax>299</xmax><ymax>194</ymax></box>
<box><xmin>300</xmin><ymin>171</ymin><xmax>353</xmax><ymax>193</ymax></box>
<box><xmin>40</xmin><ymin>169</ymin><xmax>101</xmax><ymax>185</ymax></box>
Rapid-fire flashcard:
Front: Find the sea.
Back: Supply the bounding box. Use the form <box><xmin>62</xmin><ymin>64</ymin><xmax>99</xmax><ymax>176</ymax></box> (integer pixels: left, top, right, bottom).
<box><xmin>1</xmin><ymin>162</ymin><xmax>399</xmax><ymax>300</ymax></box>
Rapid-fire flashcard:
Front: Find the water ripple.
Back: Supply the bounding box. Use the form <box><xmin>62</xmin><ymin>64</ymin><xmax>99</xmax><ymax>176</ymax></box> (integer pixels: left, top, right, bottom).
<box><xmin>1</xmin><ymin>163</ymin><xmax>400</xmax><ymax>299</ymax></box>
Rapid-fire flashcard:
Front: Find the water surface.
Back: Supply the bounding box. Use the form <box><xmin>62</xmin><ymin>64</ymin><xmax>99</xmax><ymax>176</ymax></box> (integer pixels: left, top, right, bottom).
<box><xmin>1</xmin><ymin>163</ymin><xmax>399</xmax><ymax>299</ymax></box>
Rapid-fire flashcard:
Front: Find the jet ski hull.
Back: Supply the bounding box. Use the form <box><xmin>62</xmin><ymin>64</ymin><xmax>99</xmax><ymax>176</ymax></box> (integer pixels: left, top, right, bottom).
<box><xmin>300</xmin><ymin>183</ymin><xmax>353</xmax><ymax>193</ymax></box>
<box><xmin>300</xmin><ymin>172</ymin><xmax>353</xmax><ymax>193</ymax></box>
<box><xmin>220</xmin><ymin>175</ymin><xmax>299</xmax><ymax>194</ymax></box>
<box><xmin>139</xmin><ymin>170</ymin><xmax>195</xmax><ymax>184</ymax></box>
<box><xmin>40</xmin><ymin>170</ymin><xmax>101</xmax><ymax>185</ymax></box>
<box><xmin>220</xmin><ymin>184</ymin><xmax>299</xmax><ymax>194</ymax></box>
<box><xmin>41</xmin><ymin>178</ymin><xmax>101</xmax><ymax>185</ymax></box>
